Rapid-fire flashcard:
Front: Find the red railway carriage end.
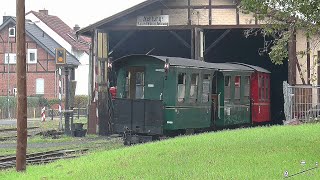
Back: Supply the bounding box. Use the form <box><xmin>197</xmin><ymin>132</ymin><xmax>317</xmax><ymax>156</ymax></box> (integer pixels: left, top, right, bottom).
<box><xmin>250</xmin><ymin>71</ymin><xmax>271</xmax><ymax>124</ymax></box>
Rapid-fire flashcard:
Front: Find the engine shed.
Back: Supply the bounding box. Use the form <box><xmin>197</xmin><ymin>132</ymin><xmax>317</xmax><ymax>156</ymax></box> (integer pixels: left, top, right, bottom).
<box><xmin>77</xmin><ymin>0</ymin><xmax>318</xmax><ymax>135</ymax></box>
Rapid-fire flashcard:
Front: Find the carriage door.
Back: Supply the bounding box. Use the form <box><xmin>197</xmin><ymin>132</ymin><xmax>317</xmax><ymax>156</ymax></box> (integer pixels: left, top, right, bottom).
<box><xmin>126</xmin><ymin>67</ymin><xmax>145</xmax><ymax>99</ymax></box>
<box><xmin>210</xmin><ymin>73</ymin><xmax>218</xmax><ymax>122</ymax></box>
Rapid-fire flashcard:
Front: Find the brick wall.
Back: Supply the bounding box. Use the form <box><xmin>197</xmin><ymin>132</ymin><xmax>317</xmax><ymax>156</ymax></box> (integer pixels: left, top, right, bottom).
<box><xmin>0</xmin><ymin>23</ymin><xmax>59</xmax><ymax>99</ymax></box>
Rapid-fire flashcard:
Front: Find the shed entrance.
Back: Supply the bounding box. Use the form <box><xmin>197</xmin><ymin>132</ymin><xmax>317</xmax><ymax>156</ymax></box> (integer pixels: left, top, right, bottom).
<box><xmin>108</xmin><ymin>29</ymin><xmax>287</xmax><ymax>123</ymax></box>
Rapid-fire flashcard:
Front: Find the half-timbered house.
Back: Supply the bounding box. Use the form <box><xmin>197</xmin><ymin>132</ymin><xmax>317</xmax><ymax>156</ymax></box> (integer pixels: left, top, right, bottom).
<box><xmin>0</xmin><ymin>16</ymin><xmax>80</xmax><ymax>99</ymax></box>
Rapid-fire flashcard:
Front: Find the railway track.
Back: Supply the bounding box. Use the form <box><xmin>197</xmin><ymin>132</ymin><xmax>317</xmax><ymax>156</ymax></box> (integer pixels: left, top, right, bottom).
<box><xmin>0</xmin><ymin>149</ymin><xmax>88</xmax><ymax>170</ymax></box>
<box><xmin>0</xmin><ymin>126</ymin><xmax>39</xmax><ymax>133</ymax></box>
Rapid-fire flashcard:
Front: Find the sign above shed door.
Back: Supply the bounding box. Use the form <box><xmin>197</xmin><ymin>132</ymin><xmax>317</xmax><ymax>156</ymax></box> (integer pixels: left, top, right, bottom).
<box><xmin>137</xmin><ymin>15</ymin><xmax>169</xmax><ymax>26</ymax></box>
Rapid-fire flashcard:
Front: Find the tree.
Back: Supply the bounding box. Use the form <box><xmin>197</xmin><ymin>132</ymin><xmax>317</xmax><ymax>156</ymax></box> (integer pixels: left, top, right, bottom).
<box><xmin>240</xmin><ymin>0</ymin><xmax>320</xmax><ymax>65</ymax></box>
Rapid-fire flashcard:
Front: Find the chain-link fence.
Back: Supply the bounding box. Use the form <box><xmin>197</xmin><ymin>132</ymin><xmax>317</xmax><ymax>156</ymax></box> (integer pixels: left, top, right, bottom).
<box><xmin>283</xmin><ymin>81</ymin><xmax>320</xmax><ymax>122</ymax></box>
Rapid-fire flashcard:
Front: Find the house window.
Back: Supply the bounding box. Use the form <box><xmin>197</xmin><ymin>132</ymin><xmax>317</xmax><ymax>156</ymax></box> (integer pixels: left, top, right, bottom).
<box><xmin>9</xmin><ymin>27</ymin><xmax>15</xmax><ymax>37</ymax></box>
<box><xmin>27</xmin><ymin>49</ymin><xmax>37</xmax><ymax>64</ymax></box>
<box><xmin>190</xmin><ymin>74</ymin><xmax>199</xmax><ymax>103</ymax></box>
<box><xmin>202</xmin><ymin>74</ymin><xmax>210</xmax><ymax>103</ymax></box>
<box><xmin>4</xmin><ymin>53</ymin><xmax>16</xmax><ymax>64</ymax></box>
<box><xmin>36</xmin><ymin>78</ymin><xmax>44</xmax><ymax>95</ymax></box>
<box><xmin>177</xmin><ymin>73</ymin><xmax>186</xmax><ymax>102</ymax></box>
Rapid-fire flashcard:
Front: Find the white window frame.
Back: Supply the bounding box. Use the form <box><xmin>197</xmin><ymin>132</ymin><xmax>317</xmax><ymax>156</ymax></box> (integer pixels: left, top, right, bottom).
<box><xmin>4</xmin><ymin>53</ymin><xmax>16</xmax><ymax>64</ymax></box>
<box><xmin>27</xmin><ymin>49</ymin><xmax>37</xmax><ymax>64</ymax></box>
<box><xmin>9</xmin><ymin>27</ymin><xmax>15</xmax><ymax>37</ymax></box>
<box><xmin>36</xmin><ymin>78</ymin><xmax>45</xmax><ymax>95</ymax></box>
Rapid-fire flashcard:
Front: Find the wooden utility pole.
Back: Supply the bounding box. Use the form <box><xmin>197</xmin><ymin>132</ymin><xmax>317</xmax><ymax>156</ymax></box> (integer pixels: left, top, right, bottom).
<box><xmin>288</xmin><ymin>30</ymin><xmax>297</xmax><ymax>85</ymax></box>
<box><xmin>16</xmin><ymin>0</ymin><xmax>27</xmax><ymax>171</ymax></box>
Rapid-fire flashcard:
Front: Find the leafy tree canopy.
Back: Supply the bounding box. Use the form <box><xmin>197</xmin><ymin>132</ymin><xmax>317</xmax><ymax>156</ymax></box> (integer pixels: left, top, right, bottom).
<box><xmin>240</xmin><ymin>0</ymin><xmax>320</xmax><ymax>65</ymax></box>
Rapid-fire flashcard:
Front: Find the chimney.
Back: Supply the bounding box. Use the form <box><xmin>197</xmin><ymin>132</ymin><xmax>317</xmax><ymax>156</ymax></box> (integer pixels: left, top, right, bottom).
<box><xmin>39</xmin><ymin>9</ymin><xmax>48</xmax><ymax>15</ymax></box>
<box><xmin>73</xmin><ymin>24</ymin><xmax>80</xmax><ymax>31</ymax></box>
<box><xmin>3</xmin><ymin>16</ymin><xmax>11</xmax><ymax>23</ymax></box>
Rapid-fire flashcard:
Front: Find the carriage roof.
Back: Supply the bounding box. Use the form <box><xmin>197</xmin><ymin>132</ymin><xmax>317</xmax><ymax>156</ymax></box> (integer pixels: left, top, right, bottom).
<box><xmin>228</xmin><ymin>62</ymin><xmax>271</xmax><ymax>73</ymax></box>
<box><xmin>114</xmin><ymin>55</ymin><xmax>254</xmax><ymax>72</ymax></box>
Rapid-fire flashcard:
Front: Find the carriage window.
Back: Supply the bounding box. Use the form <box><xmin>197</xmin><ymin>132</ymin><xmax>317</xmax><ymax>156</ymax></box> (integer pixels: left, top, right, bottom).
<box><xmin>224</xmin><ymin>76</ymin><xmax>231</xmax><ymax>100</ymax></box>
<box><xmin>125</xmin><ymin>72</ymin><xmax>129</xmax><ymax>98</ymax></box>
<box><xmin>259</xmin><ymin>76</ymin><xmax>265</xmax><ymax>100</ymax></box>
<box><xmin>202</xmin><ymin>74</ymin><xmax>210</xmax><ymax>102</ymax></box>
<box><xmin>135</xmin><ymin>72</ymin><xmax>145</xmax><ymax>99</ymax></box>
<box><xmin>177</xmin><ymin>73</ymin><xmax>186</xmax><ymax>102</ymax></box>
<box><xmin>235</xmin><ymin>76</ymin><xmax>241</xmax><ymax>100</ymax></box>
<box><xmin>190</xmin><ymin>74</ymin><xmax>199</xmax><ymax>103</ymax></box>
<box><xmin>265</xmin><ymin>76</ymin><xmax>269</xmax><ymax>100</ymax></box>
<box><xmin>244</xmin><ymin>76</ymin><xmax>250</xmax><ymax>98</ymax></box>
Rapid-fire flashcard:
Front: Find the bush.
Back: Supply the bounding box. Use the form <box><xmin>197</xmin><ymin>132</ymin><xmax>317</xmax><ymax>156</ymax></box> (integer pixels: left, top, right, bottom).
<box><xmin>74</xmin><ymin>95</ymin><xmax>89</xmax><ymax>108</ymax></box>
<box><xmin>0</xmin><ymin>96</ymin><xmax>49</xmax><ymax>109</ymax></box>
<box><xmin>48</xmin><ymin>98</ymin><xmax>60</xmax><ymax>107</ymax></box>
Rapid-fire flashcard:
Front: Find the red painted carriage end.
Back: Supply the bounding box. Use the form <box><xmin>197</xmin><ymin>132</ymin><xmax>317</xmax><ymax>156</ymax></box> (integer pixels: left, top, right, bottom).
<box><xmin>251</xmin><ymin>71</ymin><xmax>271</xmax><ymax>124</ymax></box>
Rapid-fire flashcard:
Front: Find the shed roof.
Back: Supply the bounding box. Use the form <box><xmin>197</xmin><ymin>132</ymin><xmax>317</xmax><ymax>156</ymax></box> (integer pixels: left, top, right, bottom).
<box><xmin>77</xmin><ymin>0</ymin><xmax>161</xmax><ymax>36</ymax></box>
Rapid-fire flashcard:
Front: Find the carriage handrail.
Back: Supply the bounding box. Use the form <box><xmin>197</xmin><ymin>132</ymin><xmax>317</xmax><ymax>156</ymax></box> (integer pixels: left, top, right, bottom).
<box><xmin>218</xmin><ymin>92</ymin><xmax>221</xmax><ymax>119</ymax></box>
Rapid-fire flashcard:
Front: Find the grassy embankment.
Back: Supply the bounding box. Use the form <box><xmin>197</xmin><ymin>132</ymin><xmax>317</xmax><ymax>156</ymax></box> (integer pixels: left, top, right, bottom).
<box><xmin>1</xmin><ymin>124</ymin><xmax>320</xmax><ymax>179</ymax></box>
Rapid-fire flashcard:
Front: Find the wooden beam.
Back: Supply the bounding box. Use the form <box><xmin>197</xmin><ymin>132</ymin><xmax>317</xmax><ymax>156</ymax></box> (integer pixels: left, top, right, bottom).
<box><xmin>204</xmin><ymin>29</ymin><xmax>231</xmax><ymax>56</ymax></box>
<box><xmin>188</xmin><ymin>0</ymin><xmax>191</xmax><ymax>25</ymax></box>
<box><xmin>109</xmin><ymin>31</ymin><xmax>135</xmax><ymax>55</ymax></box>
<box><xmin>169</xmin><ymin>31</ymin><xmax>191</xmax><ymax>49</ymax></box>
<box><xmin>307</xmin><ymin>40</ymin><xmax>310</xmax><ymax>84</ymax></box>
<box><xmin>166</xmin><ymin>5</ymin><xmax>237</xmax><ymax>9</ymax></box>
<box><xmin>209</xmin><ymin>0</ymin><xmax>212</xmax><ymax>25</ymax></box>
<box><xmin>103</xmin><ymin>25</ymin><xmax>262</xmax><ymax>31</ymax></box>
<box><xmin>318</xmin><ymin>51</ymin><xmax>320</xmax><ymax>86</ymax></box>
<box><xmin>288</xmin><ymin>31</ymin><xmax>297</xmax><ymax>85</ymax></box>
<box><xmin>191</xmin><ymin>28</ymin><xmax>195</xmax><ymax>59</ymax></box>
<box><xmin>236</xmin><ymin>8</ymin><xmax>240</xmax><ymax>25</ymax></box>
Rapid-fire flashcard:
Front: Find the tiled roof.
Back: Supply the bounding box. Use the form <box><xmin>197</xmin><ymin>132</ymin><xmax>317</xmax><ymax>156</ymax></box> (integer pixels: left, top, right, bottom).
<box><xmin>28</xmin><ymin>11</ymin><xmax>90</xmax><ymax>53</ymax></box>
<box><xmin>26</xmin><ymin>22</ymin><xmax>80</xmax><ymax>66</ymax></box>
<box><xmin>0</xmin><ymin>17</ymin><xmax>80</xmax><ymax>66</ymax></box>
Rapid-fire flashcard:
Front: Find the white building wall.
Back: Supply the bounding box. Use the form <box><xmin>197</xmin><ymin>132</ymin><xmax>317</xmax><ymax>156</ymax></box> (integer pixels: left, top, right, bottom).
<box><xmin>73</xmin><ymin>50</ymin><xmax>89</xmax><ymax>95</ymax></box>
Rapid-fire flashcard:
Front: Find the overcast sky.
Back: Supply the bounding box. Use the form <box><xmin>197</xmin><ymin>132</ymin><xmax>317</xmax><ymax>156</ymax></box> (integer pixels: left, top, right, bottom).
<box><xmin>0</xmin><ymin>0</ymin><xmax>146</xmax><ymax>28</ymax></box>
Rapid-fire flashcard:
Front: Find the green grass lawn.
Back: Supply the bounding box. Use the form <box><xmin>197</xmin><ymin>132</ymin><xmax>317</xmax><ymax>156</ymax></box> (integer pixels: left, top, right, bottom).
<box><xmin>1</xmin><ymin>124</ymin><xmax>320</xmax><ymax>179</ymax></box>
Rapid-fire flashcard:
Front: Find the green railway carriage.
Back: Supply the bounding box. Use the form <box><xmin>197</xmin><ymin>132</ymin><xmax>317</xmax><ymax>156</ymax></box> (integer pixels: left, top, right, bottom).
<box><xmin>213</xmin><ymin>64</ymin><xmax>253</xmax><ymax>127</ymax></box>
<box><xmin>112</xmin><ymin>55</ymin><xmax>254</xmax><ymax>144</ymax></box>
